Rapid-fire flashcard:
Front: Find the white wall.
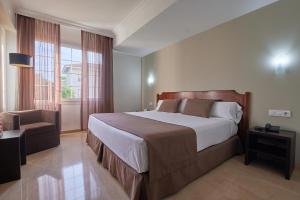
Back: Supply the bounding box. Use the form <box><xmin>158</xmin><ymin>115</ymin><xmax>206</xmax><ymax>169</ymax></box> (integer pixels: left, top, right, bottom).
<box><xmin>113</xmin><ymin>52</ymin><xmax>141</xmax><ymax>112</ymax></box>
<box><xmin>0</xmin><ymin>29</ymin><xmax>17</xmax><ymax>112</ymax></box>
<box><xmin>5</xmin><ymin>30</ymin><xmax>17</xmax><ymax>111</ymax></box>
<box><xmin>0</xmin><ymin>0</ymin><xmax>17</xmax><ymax>112</ymax></box>
<box><xmin>0</xmin><ymin>26</ymin><xmax>5</xmax><ymax>112</ymax></box>
<box><xmin>61</xmin><ymin>100</ymin><xmax>81</xmax><ymax>131</ymax></box>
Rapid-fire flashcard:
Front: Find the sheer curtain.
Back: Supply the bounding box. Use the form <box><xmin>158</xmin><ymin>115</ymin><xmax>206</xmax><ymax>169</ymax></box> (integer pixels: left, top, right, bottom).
<box><xmin>17</xmin><ymin>15</ymin><xmax>35</xmax><ymax>110</ymax></box>
<box><xmin>34</xmin><ymin>19</ymin><xmax>61</xmax><ymax>110</ymax></box>
<box><xmin>81</xmin><ymin>31</ymin><xmax>113</xmax><ymax>130</ymax></box>
<box><xmin>17</xmin><ymin>14</ymin><xmax>61</xmax><ymax>111</ymax></box>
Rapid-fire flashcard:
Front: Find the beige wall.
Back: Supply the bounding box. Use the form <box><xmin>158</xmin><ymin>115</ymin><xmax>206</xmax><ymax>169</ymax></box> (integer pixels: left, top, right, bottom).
<box><xmin>142</xmin><ymin>0</ymin><xmax>300</xmax><ymax>162</ymax></box>
<box><xmin>113</xmin><ymin>52</ymin><xmax>141</xmax><ymax>112</ymax></box>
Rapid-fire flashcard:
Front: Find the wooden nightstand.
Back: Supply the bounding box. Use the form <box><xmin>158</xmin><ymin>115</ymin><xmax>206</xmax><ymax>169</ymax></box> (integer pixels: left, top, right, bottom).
<box><xmin>245</xmin><ymin>128</ymin><xmax>296</xmax><ymax>179</ymax></box>
<box><xmin>0</xmin><ymin>130</ymin><xmax>26</xmax><ymax>184</ymax></box>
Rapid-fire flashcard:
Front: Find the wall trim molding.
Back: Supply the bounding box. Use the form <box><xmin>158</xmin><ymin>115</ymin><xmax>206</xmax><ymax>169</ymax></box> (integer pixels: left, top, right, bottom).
<box><xmin>16</xmin><ymin>8</ymin><xmax>115</xmax><ymax>38</ymax></box>
<box><xmin>113</xmin><ymin>49</ymin><xmax>142</xmax><ymax>57</ymax></box>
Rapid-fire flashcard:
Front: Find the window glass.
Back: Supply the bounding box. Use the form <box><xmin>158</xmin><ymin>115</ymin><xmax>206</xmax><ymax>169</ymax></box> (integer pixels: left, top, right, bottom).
<box><xmin>61</xmin><ymin>46</ymin><xmax>82</xmax><ymax>99</ymax></box>
<box><xmin>34</xmin><ymin>41</ymin><xmax>55</xmax><ymax>101</ymax></box>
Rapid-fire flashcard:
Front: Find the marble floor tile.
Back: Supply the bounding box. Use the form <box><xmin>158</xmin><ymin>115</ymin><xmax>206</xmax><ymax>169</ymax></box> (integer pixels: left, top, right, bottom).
<box><xmin>0</xmin><ymin>132</ymin><xmax>299</xmax><ymax>200</ymax></box>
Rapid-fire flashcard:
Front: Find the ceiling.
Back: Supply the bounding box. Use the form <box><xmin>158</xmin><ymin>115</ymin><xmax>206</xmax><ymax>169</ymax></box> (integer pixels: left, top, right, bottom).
<box><xmin>10</xmin><ymin>0</ymin><xmax>279</xmax><ymax>57</ymax></box>
<box><xmin>13</xmin><ymin>0</ymin><xmax>142</xmax><ymax>35</ymax></box>
<box><xmin>115</xmin><ymin>0</ymin><xmax>279</xmax><ymax>56</ymax></box>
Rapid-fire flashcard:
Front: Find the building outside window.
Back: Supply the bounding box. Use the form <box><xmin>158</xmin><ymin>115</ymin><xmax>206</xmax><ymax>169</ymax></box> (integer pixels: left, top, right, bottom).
<box><xmin>61</xmin><ymin>46</ymin><xmax>82</xmax><ymax>100</ymax></box>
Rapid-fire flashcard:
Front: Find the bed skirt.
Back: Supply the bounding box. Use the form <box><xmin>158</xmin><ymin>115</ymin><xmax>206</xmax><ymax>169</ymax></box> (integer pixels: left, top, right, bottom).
<box><xmin>86</xmin><ymin>130</ymin><xmax>239</xmax><ymax>200</ymax></box>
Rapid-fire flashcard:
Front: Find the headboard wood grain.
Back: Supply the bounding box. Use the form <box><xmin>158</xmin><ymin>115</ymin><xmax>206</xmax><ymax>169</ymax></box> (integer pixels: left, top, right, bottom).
<box><xmin>156</xmin><ymin>90</ymin><xmax>250</xmax><ymax>144</ymax></box>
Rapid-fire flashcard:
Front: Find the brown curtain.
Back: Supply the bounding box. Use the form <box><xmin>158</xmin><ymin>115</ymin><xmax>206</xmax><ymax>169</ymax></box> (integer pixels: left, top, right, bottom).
<box><xmin>17</xmin><ymin>15</ymin><xmax>61</xmax><ymax>111</ymax></box>
<box><xmin>17</xmin><ymin>15</ymin><xmax>35</xmax><ymax>110</ymax></box>
<box><xmin>81</xmin><ymin>31</ymin><xmax>113</xmax><ymax>130</ymax></box>
<box><xmin>34</xmin><ymin>19</ymin><xmax>61</xmax><ymax>110</ymax></box>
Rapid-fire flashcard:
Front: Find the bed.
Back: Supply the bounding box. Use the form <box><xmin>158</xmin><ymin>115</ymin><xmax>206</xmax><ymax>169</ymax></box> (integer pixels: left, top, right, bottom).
<box><xmin>86</xmin><ymin>90</ymin><xmax>250</xmax><ymax>200</ymax></box>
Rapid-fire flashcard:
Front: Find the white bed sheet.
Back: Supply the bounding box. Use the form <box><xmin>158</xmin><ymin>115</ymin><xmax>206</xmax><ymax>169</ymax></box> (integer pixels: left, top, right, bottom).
<box><xmin>88</xmin><ymin>111</ymin><xmax>238</xmax><ymax>173</ymax></box>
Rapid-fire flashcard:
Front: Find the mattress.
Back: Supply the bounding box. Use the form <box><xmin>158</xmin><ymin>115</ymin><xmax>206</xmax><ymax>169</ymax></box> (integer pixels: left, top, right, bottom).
<box><xmin>88</xmin><ymin>111</ymin><xmax>238</xmax><ymax>173</ymax></box>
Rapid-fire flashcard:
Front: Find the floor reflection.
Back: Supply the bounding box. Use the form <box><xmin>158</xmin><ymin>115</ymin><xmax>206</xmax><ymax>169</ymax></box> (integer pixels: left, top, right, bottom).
<box><xmin>0</xmin><ymin>132</ymin><xmax>129</xmax><ymax>200</ymax></box>
<box><xmin>35</xmin><ymin>162</ymin><xmax>104</xmax><ymax>200</ymax></box>
<box><xmin>62</xmin><ymin>163</ymin><xmax>85</xmax><ymax>200</ymax></box>
<box><xmin>38</xmin><ymin>174</ymin><xmax>63</xmax><ymax>200</ymax></box>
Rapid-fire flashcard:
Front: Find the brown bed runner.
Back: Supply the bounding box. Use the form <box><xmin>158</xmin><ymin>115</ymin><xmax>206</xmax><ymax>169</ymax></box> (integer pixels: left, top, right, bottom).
<box><xmin>91</xmin><ymin>113</ymin><xmax>197</xmax><ymax>183</ymax></box>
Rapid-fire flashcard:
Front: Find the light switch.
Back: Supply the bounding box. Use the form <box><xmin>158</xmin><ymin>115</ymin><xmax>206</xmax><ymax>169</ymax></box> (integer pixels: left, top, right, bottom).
<box><xmin>268</xmin><ymin>109</ymin><xmax>291</xmax><ymax>118</ymax></box>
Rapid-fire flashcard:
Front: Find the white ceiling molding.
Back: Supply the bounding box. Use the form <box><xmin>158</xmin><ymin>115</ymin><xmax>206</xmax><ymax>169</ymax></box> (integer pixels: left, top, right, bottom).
<box><xmin>16</xmin><ymin>8</ymin><xmax>115</xmax><ymax>38</ymax></box>
<box><xmin>115</xmin><ymin>0</ymin><xmax>279</xmax><ymax>56</ymax></box>
<box><xmin>114</xmin><ymin>0</ymin><xmax>178</xmax><ymax>46</ymax></box>
<box><xmin>113</xmin><ymin>49</ymin><xmax>142</xmax><ymax>57</ymax></box>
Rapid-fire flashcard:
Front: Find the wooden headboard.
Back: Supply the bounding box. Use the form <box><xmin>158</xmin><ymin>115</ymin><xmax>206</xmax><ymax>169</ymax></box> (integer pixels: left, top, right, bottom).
<box><xmin>157</xmin><ymin>90</ymin><xmax>250</xmax><ymax>143</ymax></box>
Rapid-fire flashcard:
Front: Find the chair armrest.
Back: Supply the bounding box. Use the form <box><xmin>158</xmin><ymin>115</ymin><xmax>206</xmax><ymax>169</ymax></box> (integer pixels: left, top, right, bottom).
<box><xmin>1</xmin><ymin>112</ymin><xmax>20</xmax><ymax>130</ymax></box>
<box><xmin>41</xmin><ymin>110</ymin><xmax>60</xmax><ymax>131</ymax></box>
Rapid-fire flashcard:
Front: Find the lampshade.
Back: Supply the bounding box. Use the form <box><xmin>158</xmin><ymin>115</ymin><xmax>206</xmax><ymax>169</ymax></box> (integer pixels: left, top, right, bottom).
<box><xmin>9</xmin><ymin>53</ymin><xmax>33</xmax><ymax>67</ymax></box>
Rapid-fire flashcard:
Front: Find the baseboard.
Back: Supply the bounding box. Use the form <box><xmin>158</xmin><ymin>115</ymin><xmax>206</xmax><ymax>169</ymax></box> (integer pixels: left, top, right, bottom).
<box><xmin>61</xmin><ymin>129</ymin><xmax>82</xmax><ymax>134</ymax></box>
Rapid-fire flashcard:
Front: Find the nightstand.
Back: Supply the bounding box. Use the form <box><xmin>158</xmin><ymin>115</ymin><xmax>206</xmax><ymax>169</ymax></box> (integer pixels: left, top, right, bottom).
<box><xmin>0</xmin><ymin>129</ymin><xmax>26</xmax><ymax>184</ymax></box>
<box><xmin>245</xmin><ymin>128</ymin><xmax>296</xmax><ymax>179</ymax></box>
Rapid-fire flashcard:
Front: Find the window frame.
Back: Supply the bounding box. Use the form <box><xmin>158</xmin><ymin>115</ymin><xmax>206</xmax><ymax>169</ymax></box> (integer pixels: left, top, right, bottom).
<box><xmin>61</xmin><ymin>43</ymin><xmax>82</xmax><ymax>102</ymax></box>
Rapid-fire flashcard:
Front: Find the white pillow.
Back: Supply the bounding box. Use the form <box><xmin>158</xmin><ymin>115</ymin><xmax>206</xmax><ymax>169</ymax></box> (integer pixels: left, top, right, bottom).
<box><xmin>210</xmin><ymin>102</ymin><xmax>243</xmax><ymax>123</ymax></box>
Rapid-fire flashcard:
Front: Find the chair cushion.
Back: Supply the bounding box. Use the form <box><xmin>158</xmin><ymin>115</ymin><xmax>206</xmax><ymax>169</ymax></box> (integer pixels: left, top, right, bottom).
<box><xmin>21</xmin><ymin>122</ymin><xmax>56</xmax><ymax>136</ymax></box>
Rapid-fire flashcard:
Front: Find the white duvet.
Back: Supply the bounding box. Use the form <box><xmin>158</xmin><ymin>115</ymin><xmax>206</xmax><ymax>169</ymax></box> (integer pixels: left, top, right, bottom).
<box><xmin>88</xmin><ymin>111</ymin><xmax>238</xmax><ymax>173</ymax></box>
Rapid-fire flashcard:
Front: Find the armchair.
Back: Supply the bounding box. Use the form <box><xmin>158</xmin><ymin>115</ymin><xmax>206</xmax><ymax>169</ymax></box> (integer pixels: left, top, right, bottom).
<box><xmin>2</xmin><ymin>110</ymin><xmax>60</xmax><ymax>154</ymax></box>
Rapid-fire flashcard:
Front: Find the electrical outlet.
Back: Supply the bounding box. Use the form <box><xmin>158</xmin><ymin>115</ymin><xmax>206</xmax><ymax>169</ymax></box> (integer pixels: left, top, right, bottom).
<box><xmin>268</xmin><ymin>109</ymin><xmax>291</xmax><ymax>118</ymax></box>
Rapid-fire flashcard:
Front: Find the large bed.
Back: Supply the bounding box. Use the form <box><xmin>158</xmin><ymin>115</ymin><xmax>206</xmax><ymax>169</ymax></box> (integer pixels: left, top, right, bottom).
<box><xmin>86</xmin><ymin>90</ymin><xmax>250</xmax><ymax>200</ymax></box>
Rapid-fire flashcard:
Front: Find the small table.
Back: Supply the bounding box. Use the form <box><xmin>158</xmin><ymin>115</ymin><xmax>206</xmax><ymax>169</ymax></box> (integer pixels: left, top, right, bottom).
<box><xmin>0</xmin><ymin>129</ymin><xmax>26</xmax><ymax>184</ymax></box>
<box><xmin>245</xmin><ymin>128</ymin><xmax>296</xmax><ymax>179</ymax></box>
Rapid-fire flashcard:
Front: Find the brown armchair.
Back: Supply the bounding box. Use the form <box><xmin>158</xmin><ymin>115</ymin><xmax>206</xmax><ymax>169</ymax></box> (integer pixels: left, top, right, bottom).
<box><xmin>2</xmin><ymin>110</ymin><xmax>60</xmax><ymax>154</ymax></box>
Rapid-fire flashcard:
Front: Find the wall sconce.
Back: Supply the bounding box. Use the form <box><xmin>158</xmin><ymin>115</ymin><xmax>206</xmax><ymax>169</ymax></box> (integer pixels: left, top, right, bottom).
<box><xmin>272</xmin><ymin>54</ymin><xmax>290</xmax><ymax>68</ymax></box>
<box><xmin>271</xmin><ymin>53</ymin><xmax>291</xmax><ymax>72</ymax></box>
<box><xmin>147</xmin><ymin>73</ymin><xmax>155</xmax><ymax>86</ymax></box>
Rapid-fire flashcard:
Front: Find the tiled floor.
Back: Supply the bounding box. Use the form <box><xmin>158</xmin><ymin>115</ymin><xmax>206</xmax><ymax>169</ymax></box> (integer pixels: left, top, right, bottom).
<box><xmin>0</xmin><ymin>132</ymin><xmax>299</xmax><ymax>200</ymax></box>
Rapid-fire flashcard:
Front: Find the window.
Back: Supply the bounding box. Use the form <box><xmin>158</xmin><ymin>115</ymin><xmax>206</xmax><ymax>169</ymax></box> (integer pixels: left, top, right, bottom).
<box><xmin>61</xmin><ymin>46</ymin><xmax>82</xmax><ymax>99</ymax></box>
<box><xmin>87</xmin><ymin>51</ymin><xmax>102</xmax><ymax>98</ymax></box>
<box><xmin>34</xmin><ymin>41</ymin><xmax>55</xmax><ymax>102</ymax></box>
